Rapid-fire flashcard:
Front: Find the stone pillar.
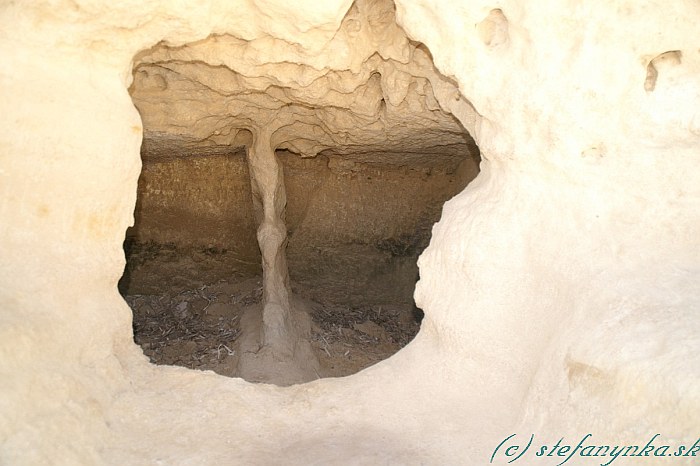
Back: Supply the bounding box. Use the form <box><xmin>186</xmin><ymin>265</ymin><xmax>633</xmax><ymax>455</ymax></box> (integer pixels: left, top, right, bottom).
<box><xmin>246</xmin><ymin>126</ymin><xmax>295</xmax><ymax>356</ymax></box>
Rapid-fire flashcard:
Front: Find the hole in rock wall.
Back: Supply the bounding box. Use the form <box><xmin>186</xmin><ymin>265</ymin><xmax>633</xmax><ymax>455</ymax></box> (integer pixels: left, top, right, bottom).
<box><xmin>119</xmin><ymin>0</ymin><xmax>481</xmax><ymax>385</ymax></box>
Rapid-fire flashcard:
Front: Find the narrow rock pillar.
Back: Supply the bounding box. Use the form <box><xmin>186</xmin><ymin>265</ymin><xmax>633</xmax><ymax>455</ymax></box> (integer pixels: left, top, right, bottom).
<box><xmin>246</xmin><ymin>126</ymin><xmax>295</xmax><ymax>356</ymax></box>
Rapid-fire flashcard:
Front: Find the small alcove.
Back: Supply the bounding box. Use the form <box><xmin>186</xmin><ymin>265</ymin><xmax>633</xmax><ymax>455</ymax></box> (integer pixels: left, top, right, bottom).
<box><xmin>119</xmin><ymin>1</ymin><xmax>481</xmax><ymax>384</ymax></box>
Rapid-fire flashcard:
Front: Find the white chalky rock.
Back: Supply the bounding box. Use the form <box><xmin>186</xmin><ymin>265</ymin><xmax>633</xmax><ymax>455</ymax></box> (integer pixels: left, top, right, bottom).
<box><xmin>0</xmin><ymin>0</ymin><xmax>698</xmax><ymax>464</ymax></box>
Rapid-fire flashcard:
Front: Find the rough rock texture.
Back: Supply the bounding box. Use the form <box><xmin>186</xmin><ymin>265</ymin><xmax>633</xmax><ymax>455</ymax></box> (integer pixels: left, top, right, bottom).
<box><xmin>124</xmin><ymin>12</ymin><xmax>480</xmax><ymax>384</ymax></box>
<box><xmin>120</xmin><ymin>148</ymin><xmax>263</xmax><ymax>294</ymax></box>
<box><xmin>284</xmin><ymin>151</ymin><xmax>477</xmax><ymax>305</ymax></box>
<box><xmin>122</xmin><ymin>145</ymin><xmax>476</xmax><ymax>304</ymax></box>
<box><xmin>1</xmin><ymin>0</ymin><xmax>699</xmax><ymax>465</ymax></box>
<box><xmin>125</xmin><ymin>10</ymin><xmax>480</xmax><ymax>308</ymax></box>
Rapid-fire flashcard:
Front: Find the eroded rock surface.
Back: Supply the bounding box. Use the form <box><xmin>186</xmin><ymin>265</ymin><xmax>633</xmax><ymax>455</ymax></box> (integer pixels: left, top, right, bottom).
<box><xmin>122</xmin><ymin>0</ymin><xmax>479</xmax><ymax>384</ymax></box>
<box><xmin>1</xmin><ymin>0</ymin><xmax>698</xmax><ymax>464</ymax></box>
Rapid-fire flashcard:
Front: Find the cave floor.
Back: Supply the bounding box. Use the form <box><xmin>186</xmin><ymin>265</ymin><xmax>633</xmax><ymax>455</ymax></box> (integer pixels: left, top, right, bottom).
<box><xmin>123</xmin><ymin>276</ymin><xmax>421</xmax><ymax>380</ymax></box>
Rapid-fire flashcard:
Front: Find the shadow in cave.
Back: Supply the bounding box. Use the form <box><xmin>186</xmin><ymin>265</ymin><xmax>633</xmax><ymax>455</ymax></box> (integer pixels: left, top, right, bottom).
<box><xmin>118</xmin><ymin>0</ymin><xmax>482</xmax><ymax>384</ymax></box>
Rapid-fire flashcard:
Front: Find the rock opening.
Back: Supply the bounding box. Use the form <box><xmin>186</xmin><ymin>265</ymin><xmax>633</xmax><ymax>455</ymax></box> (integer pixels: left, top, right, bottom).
<box><xmin>4</xmin><ymin>0</ymin><xmax>698</xmax><ymax>462</ymax></box>
<box><xmin>119</xmin><ymin>0</ymin><xmax>481</xmax><ymax>385</ymax></box>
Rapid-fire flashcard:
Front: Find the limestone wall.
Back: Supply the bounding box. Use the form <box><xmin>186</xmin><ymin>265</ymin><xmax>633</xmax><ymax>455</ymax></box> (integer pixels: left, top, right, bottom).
<box><xmin>0</xmin><ymin>0</ymin><xmax>698</xmax><ymax>464</ymax></box>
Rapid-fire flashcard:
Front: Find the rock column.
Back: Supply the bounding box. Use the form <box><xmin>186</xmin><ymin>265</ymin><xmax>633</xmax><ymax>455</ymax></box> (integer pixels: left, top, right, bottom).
<box><xmin>246</xmin><ymin>125</ymin><xmax>295</xmax><ymax>357</ymax></box>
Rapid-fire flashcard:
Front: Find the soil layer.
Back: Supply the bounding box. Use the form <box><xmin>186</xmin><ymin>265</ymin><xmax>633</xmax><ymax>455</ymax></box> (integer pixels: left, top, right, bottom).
<box><xmin>124</xmin><ymin>277</ymin><xmax>422</xmax><ymax>379</ymax></box>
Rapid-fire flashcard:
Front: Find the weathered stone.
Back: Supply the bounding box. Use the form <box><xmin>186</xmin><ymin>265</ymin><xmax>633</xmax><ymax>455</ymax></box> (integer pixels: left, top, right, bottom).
<box><xmin>0</xmin><ymin>0</ymin><xmax>698</xmax><ymax>464</ymax></box>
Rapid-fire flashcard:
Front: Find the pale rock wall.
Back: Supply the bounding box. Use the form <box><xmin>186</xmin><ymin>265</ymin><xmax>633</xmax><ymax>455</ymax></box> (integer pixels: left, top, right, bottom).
<box><xmin>0</xmin><ymin>0</ymin><xmax>698</xmax><ymax>465</ymax></box>
<box><xmin>400</xmin><ymin>0</ymin><xmax>700</xmax><ymax>448</ymax></box>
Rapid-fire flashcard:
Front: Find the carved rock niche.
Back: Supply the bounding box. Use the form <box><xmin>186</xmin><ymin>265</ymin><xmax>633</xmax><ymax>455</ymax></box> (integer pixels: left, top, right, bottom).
<box><xmin>121</xmin><ymin>0</ymin><xmax>480</xmax><ymax>385</ymax></box>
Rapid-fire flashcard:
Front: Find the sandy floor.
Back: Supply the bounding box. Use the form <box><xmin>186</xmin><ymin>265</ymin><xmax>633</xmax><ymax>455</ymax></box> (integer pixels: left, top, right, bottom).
<box><xmin>123</xmin><ymin>277</ymin><xmax>422</xmax><ymax>380</ymax></box>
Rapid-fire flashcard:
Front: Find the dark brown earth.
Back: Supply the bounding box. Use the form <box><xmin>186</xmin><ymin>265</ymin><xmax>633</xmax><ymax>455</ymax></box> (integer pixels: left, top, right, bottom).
<box><xmin>123</xmin><ymin>276</ymin><xmax>422</xmax><ymax>379</ymax></box>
